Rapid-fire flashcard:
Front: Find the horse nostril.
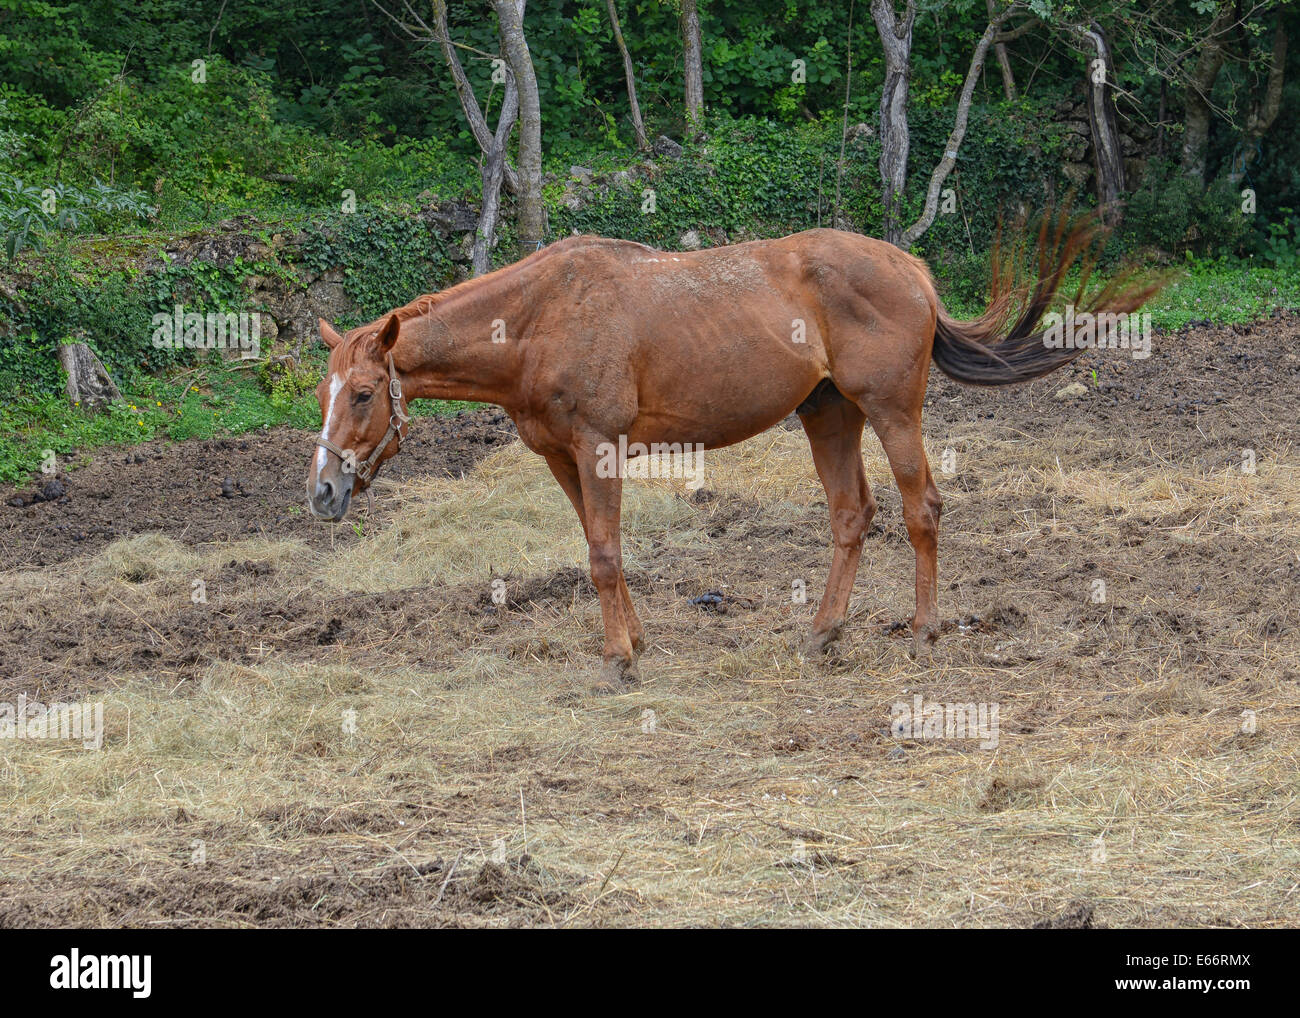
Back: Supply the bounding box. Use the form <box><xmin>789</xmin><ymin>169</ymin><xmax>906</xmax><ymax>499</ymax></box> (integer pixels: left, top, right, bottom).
<box><xmin>316</xmin><ymin>479</ymin><xmax>335</xmax><ymax>504</ymax></box>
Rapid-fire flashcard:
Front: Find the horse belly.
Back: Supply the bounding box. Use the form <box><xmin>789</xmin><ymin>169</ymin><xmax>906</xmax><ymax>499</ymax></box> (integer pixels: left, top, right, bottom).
<box><xmin>630</xmin><ymin>318</ymin><xmax>826</xmax><ymax>450</ymax></box>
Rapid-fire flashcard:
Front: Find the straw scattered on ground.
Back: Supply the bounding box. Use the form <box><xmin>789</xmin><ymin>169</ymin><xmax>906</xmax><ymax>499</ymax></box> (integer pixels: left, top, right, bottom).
<box><xmin>1</xmin><ymin>405</ymin><xmax>1296</xmax><ymax>926</ymax></box>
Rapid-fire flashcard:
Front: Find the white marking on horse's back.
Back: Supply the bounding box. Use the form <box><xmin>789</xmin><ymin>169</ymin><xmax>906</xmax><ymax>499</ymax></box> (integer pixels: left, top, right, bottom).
<box><xmin>316</xmin><ymin>373</ymin><xmax>344</xmax><ymax>471</ymax></box>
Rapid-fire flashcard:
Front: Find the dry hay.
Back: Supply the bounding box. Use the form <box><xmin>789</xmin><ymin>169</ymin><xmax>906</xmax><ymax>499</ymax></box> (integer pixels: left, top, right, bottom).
<box><xmin>0</xmin><ymin>415</ymin><xmax>1297</xmax><ymax>927</ymax></box>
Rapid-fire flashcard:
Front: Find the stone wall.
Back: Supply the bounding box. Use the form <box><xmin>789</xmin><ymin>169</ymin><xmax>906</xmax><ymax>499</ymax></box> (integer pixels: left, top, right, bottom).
<box><xmin>138</xmin><ymin>200</ymin><xmax>481</xmax><ymax>359</ymax></box>
<box><xmin>1053</xmin><ymin>97</ymin><xmax>1158</xmax><ymax>196</ymax></box>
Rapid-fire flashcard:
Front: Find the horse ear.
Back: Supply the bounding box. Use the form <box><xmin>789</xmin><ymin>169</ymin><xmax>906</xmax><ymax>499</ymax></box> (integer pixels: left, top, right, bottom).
<box><xmin>319</xmin><ymin>319</ymin><xmax>344</xmax><ymax>349</ymax></box>
<box><xmin>373</xmin><ymin>314</ymin><xmax>400</xmax><ymax>356</ymax></box>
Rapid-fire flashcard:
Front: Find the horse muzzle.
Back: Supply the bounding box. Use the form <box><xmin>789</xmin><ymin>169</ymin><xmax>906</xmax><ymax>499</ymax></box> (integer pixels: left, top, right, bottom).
<box><xmin>309</xmin><ymin>478</ymin><xmax>352</xmax><ymax>521</ymax></box>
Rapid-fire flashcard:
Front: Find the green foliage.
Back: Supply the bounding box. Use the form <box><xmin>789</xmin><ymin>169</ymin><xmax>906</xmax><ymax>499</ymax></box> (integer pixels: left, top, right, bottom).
<box><xmin>929</xmin><ymin>248</ymin><xmax>992</xmax><ymax>316</ymax></box>
<box><xmin>0</xmin><ymin>245</ymin><xmax>286</xmax><ymax>398</ymax></box>
<box><xmin>0</xmin><ymin>174</ymin><xmax>154</xmax><ymax>258</ymax></box>
<box><xmin>0</xmin><ymin>98</ymin><xmax>29</xmax><ymax>161</ymax></box>
<box><xmin>296</xmin><ymin>206</ymin><xmax>459</xmax><ymax>325</ymax></box>
<box><xmin>0</xmin><ymin>0</ymin><xmax>1293</xmax><ymax>247</ymax></box>
<box><xmin>929</xmin><ymin>253</ymin><xmax>1300</xmax><ymax>333</ymax></box>
<box><xmin>0</xmin><ymin>364</ymin><xmax>474</xmax><ymax>486</ymax></box>
<box><xmin>1</xmin><ymin>254</ymin><xmax>163</xmax><ymax>395</ymax></box>
<box><xmin>1120</xmin><ymin>159</ymin><xmax>1251</xmax><ymax>257</ymax></box>
<box><xmin>1145</xmin><ymin>258</ymin><xmax>1300</xmax><ymax>329</ymax></box>
<box><xmin>552</xmin><ymin>115</ymin><xmax>858</xmax><ymax>244</ymax></box>
<box><xmin>0</xmin><ymin>194</ymin><xmax>461</xmax><ymax>411</ymax></box>
<box><xmin>0</xmin><ymin>95</ymin><xmax>155</xmax><ymax>256</ymax></box>
<box><xmin>0</xmin><ymin>364</ymin><xmax>316</xmax><ymax>485</ymax></box>
<box><xmin>1256</xmin><ymin>208</ymin><xmax>1300</xmax><ymax>271</ymax></box>
<box><xmin>259</xmin><ymin>354</ymin><xmax>321</xmax><ymax>413</ymax></box>
<box><xmin>908</xmin><ymin>99</ymin><xmax>1064</xmax><ymax>263</ymax></box>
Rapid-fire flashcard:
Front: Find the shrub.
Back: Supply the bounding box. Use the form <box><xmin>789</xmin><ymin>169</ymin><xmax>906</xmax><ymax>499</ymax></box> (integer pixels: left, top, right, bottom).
<box><xmin>1121</xmin><ymin>159</ymin><xmax>1249</xmax><ymax>257</ymax></box>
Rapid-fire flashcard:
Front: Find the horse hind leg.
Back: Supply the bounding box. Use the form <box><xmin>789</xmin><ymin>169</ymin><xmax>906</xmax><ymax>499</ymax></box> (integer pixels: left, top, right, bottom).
<box><xmin>864</xmin><ymin>410</ymin><xmax>942</xmax><ymax>658</ymax></box>
<box><xmin>797</xmin><ymin>383</ymin><xmax>876</xmax><ymax>654</ymax></box>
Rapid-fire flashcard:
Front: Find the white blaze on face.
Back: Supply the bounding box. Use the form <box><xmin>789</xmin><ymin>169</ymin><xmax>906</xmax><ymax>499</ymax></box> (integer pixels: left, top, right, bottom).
<box><xmin>316</xmin><ymin>372</ymin><xmax>345</xmax><ymax>471</ymax></box>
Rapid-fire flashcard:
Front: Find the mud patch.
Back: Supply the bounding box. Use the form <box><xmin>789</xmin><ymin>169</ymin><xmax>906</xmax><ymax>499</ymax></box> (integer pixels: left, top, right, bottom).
<box><xmin>0</xmin><ymin>408</ymin><xmax>516</xmax><ymax>569</ymax></box>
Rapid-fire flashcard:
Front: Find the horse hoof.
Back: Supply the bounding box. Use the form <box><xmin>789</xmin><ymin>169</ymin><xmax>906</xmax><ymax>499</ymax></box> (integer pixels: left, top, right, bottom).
<box><xmin>591</xmin><ymin>657</ymin><xmax>639</xmax><ymax>695</ymax></box>
<box><xmin>803</xmin><ymin>624</ymin><xmax>843</xmax><ymax>656</ymax></box>
<box><xmin>909</xmin><ymin>626</ymin><xmax>939</xmax><ymax>660</ymax></box>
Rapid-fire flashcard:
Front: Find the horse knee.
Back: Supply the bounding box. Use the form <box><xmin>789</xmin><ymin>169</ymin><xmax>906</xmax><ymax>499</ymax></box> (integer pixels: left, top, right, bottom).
<box><xmin>831</xmin><ymin>499</ymin><xmax>873</xmax><ymax>550</ymax></box>
<box><xmin>828</xmin><ymin>482</ymin><xmax>877</xmax><ymax>551</ymax></box>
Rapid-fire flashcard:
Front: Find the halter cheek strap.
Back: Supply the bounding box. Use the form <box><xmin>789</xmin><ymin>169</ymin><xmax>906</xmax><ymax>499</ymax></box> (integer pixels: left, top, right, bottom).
<box><xmin>316</xmin><ymin>351</ymin><xmax>411</xmax><ymax>484</ymax></box>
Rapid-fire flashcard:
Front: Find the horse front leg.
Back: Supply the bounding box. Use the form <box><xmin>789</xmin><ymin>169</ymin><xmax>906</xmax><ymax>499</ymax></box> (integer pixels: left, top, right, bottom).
<box><xmin>575</xmin><ymin>450</ymin><xmax>639</xmax><ymax>693</ymax></box>
<box><xmin>544</xmin><ymin>452</ymin><xmax>644</xmax><ymax>656</ymax></box>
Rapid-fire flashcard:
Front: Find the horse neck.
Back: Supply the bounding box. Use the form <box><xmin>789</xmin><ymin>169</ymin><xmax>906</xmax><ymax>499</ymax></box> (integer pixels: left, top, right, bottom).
<box><xmin>394</xmin><ymin>271</ymin><xmax>530</xmax><ymax>409</ymax></box>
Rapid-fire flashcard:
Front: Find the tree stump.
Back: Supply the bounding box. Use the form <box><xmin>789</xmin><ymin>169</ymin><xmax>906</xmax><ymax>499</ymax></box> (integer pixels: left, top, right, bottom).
<box><xmin>58</xmin><ymin>342</ymin><xmax>122</xmax><ymax>409</ymax></box>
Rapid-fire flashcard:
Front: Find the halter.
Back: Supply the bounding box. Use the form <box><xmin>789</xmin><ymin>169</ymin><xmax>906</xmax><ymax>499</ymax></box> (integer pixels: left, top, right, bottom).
<box><xmin>315</xmin><ymin>351</ymin><xmax>411</xmax><ymax>485</ymax></box>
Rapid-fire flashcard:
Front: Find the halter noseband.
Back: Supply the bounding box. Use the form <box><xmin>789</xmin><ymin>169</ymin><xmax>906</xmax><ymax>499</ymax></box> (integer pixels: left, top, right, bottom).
<box><xmin>315</xmin><ymin>351</ymin><xmax>411</xmax><ymax>484</ymax></box>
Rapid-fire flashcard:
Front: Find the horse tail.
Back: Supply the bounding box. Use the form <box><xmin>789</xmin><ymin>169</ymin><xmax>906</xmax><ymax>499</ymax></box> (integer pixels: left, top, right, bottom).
<box><xmin>930</xmin><ymin>208</ymin><xmax>1168</xmax><ymax>386</ymax></box>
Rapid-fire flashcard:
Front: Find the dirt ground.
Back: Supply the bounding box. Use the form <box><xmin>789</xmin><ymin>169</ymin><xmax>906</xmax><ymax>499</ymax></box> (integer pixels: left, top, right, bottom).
<box><xmin>0</xmin><ymin>407</ymin><xmax>520</xmax><ymax>569</ymax></box>
<box><xmin>0</xmin><ymin>315</ymin><xmax>1297</xmax><ymax>927</ymax></box>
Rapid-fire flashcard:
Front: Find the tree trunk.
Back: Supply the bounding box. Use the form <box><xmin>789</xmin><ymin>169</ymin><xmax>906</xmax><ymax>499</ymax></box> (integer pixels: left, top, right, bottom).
<box><xmin>59</xmin><ymin>342</ymin><xmax>122</xmax><ymax>409</ymax></box>
<box><xmin>606</xmin><ymin>0</ymin><xmax>648</xmax><ymax>150</ymax></box>
<box><xmin>1079</xmin><ymin>21</ymin><xmax>1125</xmax><ymax>224</ymax></box>
<box><xmin>1229</xmin><ymin>17</ymin><xmax>1287</xmax><ymax>187</ymax></box>
<box><xmin>681</xmin><ymin>0</ymin><xmax>705</xmax><ymax>133</ymax></box>
<box><xmin>988</xmin><ymin>0</ymin><xmax>1016</xmax><ymax>100</ymax></box>
<box><xmin>900</xmin><ymin>7</ymin><xmax>1015</xmax><ymax>248</ymax></box>
<box><xmin>474</xmin><ymin>76</ymin><xmax>519</xmax><ymax>276</ymax></box>
<box><xmin>871</xmin><ymin>0</ymin><xmax>917</xmax><ymax>246</ymax></box>
<box><xmin>831</xmin><ymin>0</ymin><xmax>857</xmax><ymax>228</ymax></box>
<box><xmin>493</xmin><ymin>0</ymin><xmax>546</xmax><ymax>258</ymax></box>
<box><xmin>431</xmin><ymin>0</ymin><xmax>519</xmax><ymax>195</ymax></box>
<box><xmin>1180</xmin><ymin>2</ymin><xmax>1234</xmax><ymax>185</ymax></box>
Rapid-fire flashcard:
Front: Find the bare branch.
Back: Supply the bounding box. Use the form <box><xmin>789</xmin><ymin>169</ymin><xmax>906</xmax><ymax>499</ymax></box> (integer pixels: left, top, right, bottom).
<box><xmin>372</xmin><ymin>0</ymin><xmax>521</xmax><ymax>194</ymax></box>
<box><xmin>899</xmin><ymin>4</ymin><xmax>1022</xmax><ymax>248</ymax></box>
<box><xmin>474</xmin><ymin>76</ymin><xmax>519</xmax><ymax>275</ymax></box>
<box><xmin>606</xmin><ymin>0</ymin><xmax>648</xmax><ymax>150</ymax></box>
<box><xmin>993</xmin><ymin>17</ymin><xmax>1040</xmax><ymax>45</ymax></box>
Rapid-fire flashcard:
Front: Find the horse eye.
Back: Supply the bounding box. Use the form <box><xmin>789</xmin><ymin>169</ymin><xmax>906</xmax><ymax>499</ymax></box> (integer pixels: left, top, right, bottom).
<box><xmin>354</xmin><ymin>390</ymin><xmax>373</xmax><ymax>404</ymax></box>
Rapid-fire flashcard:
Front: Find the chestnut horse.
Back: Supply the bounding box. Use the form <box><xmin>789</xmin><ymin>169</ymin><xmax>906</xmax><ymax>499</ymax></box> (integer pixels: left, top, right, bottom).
<box><xmin>307</xmin><ymin>215</ymin><xmax>1157</xmax><ymax>691</ymax></box>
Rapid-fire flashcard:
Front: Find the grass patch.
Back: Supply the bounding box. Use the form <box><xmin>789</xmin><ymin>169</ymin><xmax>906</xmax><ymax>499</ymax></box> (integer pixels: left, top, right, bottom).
<box><xmin>0</xmin><ymin>362</ymin><xmax>475</xmax><ymax>487</ymax></box>
<box><xmin>936</xmin><ymin>258</ymin><xmax>1300</xmax><ymax>328</ymax></box>
<box><xmin>1145</xmin><ymin>259</ymin><xmax>1300</xmax><ymax>328</ymax></box>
